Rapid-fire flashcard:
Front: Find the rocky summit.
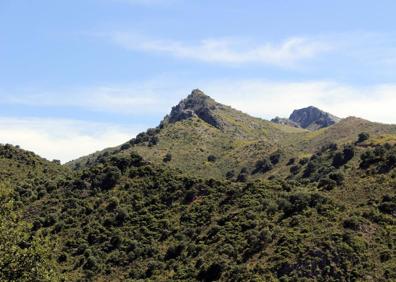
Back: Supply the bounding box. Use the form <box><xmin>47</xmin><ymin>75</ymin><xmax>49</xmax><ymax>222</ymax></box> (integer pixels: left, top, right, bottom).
<box><xmin>289</xmin><ymin>106</ymin><xmax>341</xmax><ymax>130</ymax></box>
<box><xmin>273</xmin><ymin>106</ymin><xmax>341</xmax><ymax>130</ymax></box>
<box><xmin>164</xmin><ymin>89</ymin><xmax>225</xmax><ymax>129</ymax></box>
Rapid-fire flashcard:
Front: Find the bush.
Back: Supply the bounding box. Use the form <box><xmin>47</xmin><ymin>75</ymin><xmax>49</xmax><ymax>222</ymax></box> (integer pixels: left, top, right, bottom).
<box><xmin>318</xmin><ymin>177</ymin><xmax>337</xmax><ymax>190</ymax></box>
<box><xmin>253</xmin><ymin>158</ymin><xmax>273</xmax><ymax>174</ymax></box>
<box><xmin>290</xmin><ymin>165</ymin><xmax>300</xmax><ymax>175</ymax></box>
<box><xmin>225</xmin><ymin>170</ymin><xmax>235</xmax><ymax>180</ymax></box>
<box><xmin>343</xmin><ymin>216</ymin><xmax>362</xmax><ymax>231</ymax></box>
<box><xmin>163</xmin><ymin>153</ymin><xmax>172</xmax><ymax>163</ymax></box>
<box><xmin>130</xmin><ymin>152</ymin><xmax>144</xmax><ymax>167</ymax></box>
<box><xmin>270</xmin><ymin>152</ymin><xmax>281</xmax><ymax>165</ymax></box>
<box><xmin>99</xmin><ymin>166</ymin><xmax>121</xmax><ymax>190</ymax></box>
<box><xmin>287</xmin><ymin>158</ymin><xmax>295</xmax><ymax>165</ymax></box>
<box><xmin>357</xmin><ymin>132</ymin><xmax>370</xmax><ymax>144</ymax></box>
<box><xmin>207</xmin><ymin>155</ymin><xmax>217</xmax><ymax>162</ymax></box>
<box><xmin>120</xmin><ymin>143</ymin><xmax>131</xmax><ymax>150</ymax></box>
<box><xmin>198</xmin><ymin>263</ymin><xmax>223</xmax><ymax>282</ymax></box>
<box><xmin>332</xmin><ymin>145</ymin><xmax>355</xmax><ymax>168</ymax></box>
<box><xmin>328</xmin><ymin>172</ymin><xmax>345</xmax><ymax>185</ymax></box>
<box><xmin>360</xmin><ymin>150</ymin><xmax>377</xmax><ymax>169</ymax></box>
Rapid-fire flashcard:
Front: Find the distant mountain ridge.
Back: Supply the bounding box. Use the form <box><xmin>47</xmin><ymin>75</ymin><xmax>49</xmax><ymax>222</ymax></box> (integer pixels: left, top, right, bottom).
<box><xmin>272</xmin><ymin>106</ymin><xmax>341</xmax><ymax>130</ymax></box>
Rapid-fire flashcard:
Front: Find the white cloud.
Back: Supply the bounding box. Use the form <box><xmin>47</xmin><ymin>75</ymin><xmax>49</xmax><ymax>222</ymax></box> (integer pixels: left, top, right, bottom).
<box><xmin>0</xmin><ymin>118</ymin><xmax>143</xmax><ymax>163</ymax></box>
<box><xmin>4</xmin><ymin>80</ymin><xmax>396</xmax><ymax>125</ymax></box>
<box><xmin>203</xmin><ymin>80</ymin><xmax>396</xmax><ymax>124</ymax></box>
<box><xmin>110</xmin><ymin>32</ymin><xmax>332</xmax><ymax>67</ymax></box>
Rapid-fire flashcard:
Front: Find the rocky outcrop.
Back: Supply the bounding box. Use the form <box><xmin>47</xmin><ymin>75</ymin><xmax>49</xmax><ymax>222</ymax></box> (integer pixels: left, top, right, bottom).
<box><xmin>289</xmin><ymin>106</ymin><xmax>340</xmax><ymax>130</ymax></box>
<box><xmin>271</xmin><ymin>117</ymin><xmax>300</xmax><ymax>128</ymax></box>
<box><xmin>164</xmin><ymin>89</ymin><xmax>224</xmax><ymax>129</ymax></box>
<box><xmin>272</xmin><ymin>106</ymin><xmax>340</xmax><ymax>130</ymax></box>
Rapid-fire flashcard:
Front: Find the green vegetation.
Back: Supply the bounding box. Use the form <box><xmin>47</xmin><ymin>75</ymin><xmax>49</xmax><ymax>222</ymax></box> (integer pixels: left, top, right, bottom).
<box><xmin>2</xmin><ymin>93</ymin><xmax>396</xmax><ymax>281</ymax></box>
<box><xmin>0</xmin><ymin>184</ymin><xmax>61</xmax><ymax>281</ymax></box>
<box><xmin>2</xmin><ymin>139</ymin><xmax>396</xmax><ymax>281</ymax></box>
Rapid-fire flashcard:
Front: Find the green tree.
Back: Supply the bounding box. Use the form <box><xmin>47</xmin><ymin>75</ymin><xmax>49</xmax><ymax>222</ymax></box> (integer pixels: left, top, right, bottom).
<box><xmin>0</xmin><ymin>184</ymin><xmax>60</xmax><ymax>281</ymax></box>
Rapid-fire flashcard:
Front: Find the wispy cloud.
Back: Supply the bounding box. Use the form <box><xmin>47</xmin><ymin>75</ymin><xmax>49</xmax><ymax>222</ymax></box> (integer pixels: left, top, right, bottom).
<box><xmin>110</xmin><ymin>32</ymin><xmax>333</xmax><ymax>67</ymax></box>
<box><xmin>204</xmin><ymin>80</ymin><xmax>396</xmax><ymax>124</ymax></box>
<box><xmin>4</xmin><ymin>79</ymin><xmax>396</xmax><ymax>124</ymax></box>
<box><xmin>0</xmin><ymin>118</ymin><xmax>142</xmax><ymax>163</ymax></box>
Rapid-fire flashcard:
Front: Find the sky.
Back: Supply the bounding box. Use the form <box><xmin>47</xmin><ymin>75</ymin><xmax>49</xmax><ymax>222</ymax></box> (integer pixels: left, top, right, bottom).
<box><xmin>1</xmin><ymin>0</ymin><xmax>396</xmax><ymax>162</ymax></box>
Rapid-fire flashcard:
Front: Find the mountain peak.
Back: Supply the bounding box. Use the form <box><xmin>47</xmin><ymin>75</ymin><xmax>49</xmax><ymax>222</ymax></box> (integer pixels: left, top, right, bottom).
<box><xmin>289</xmin><ymin>106</ymin><xmax>340</xmax><ymax>130</ymax></box>
<box><xmin>272</xmin><ymin>106</ymin><xmax>340</xmax><ymax>130</ymax></box>
<box><xmin>165</xmin><ymin>89</ymin><xmax>224</xmax><ymax>129</ymax></box>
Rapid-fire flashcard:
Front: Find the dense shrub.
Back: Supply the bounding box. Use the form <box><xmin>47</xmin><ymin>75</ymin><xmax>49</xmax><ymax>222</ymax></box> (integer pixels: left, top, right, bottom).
<box><xmin>253</xmin><ymin>158</ymin><xmax>273</xmax><ymax>174</ymax></box>
<box><xmin>163</xmin><ymin>153</ymin><xmax>172</xmax><ymax>163</ymax></box>
<box><xmin>357</xmin><ymin>132</ymin><xmax>370</xmax><ymax>144</ymax></box>
<box><xmin>207</xmin><ymin>155</ymin><xmax>217</xmax><ymax>162</ymax></box>
<box><xmin>332</xmin><ymin>145</ymin><xmax>355</xmax><ymax>168</ymax></box>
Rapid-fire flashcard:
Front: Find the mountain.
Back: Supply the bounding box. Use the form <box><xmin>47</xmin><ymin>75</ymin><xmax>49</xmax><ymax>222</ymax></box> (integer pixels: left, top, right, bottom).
<box><xmin>272</xmin><ymin>106</ymin><xmax>341</xmax><ymax>130</ymax></box>
<box><xmin>68</xmin><ymin>89</ymin><xmax>307</xmax><ymax>179</ymax></box>
<box><xmin>68</xmin><ymin>90</ymin><xmax>396</xmax><ymax>181</ymax></box>
<box><xmin>3</xmin><ymin>89</ymin><xmax>396</xmax><ymax>281</ymax></box>
<box><xmin>289</xmin><ymin>106</ymin><xmax>341</xmax><ymax>130</ymax></box>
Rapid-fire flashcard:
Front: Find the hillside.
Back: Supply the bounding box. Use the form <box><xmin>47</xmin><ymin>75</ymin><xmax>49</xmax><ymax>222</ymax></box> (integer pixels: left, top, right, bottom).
<box><xmin>2</xmin><ymin>90</ymin><xmax>396</xmax><ymax>281</ymax></box>
<box><xmin>68</xmin><ymin>90</ymin><xmax>396</xmax><ymax>181</ymax></box>
<box><xmin>3</xmin><ymin>140</ymin><xmax>396</xmax><ymax>281</ymax></box>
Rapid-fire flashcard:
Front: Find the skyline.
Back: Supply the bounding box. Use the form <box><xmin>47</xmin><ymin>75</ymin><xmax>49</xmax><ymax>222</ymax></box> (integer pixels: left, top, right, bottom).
<box><xmin>1</xmin><ymin>0</ymin><xmax>396</xmax><ymax>162</ymax></box>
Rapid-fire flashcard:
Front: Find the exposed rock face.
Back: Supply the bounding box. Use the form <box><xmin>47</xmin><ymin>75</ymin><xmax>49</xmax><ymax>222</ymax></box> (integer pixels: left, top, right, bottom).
<box><xmin>271</xmin><ymin>117</ymin><xmax>300</xmax><ymax>128</ymax></box>
<box><xmin>165</xmin><ymin>89</ymin><xmax>224</xmax><ymax>129</ymax></box>
<box><xmin>271</xmin><ymin>106</ymin><xmax>340</xmax><ymax>130</ymax></box>
<box><xmin>289</xmin><ymin>106</ymin><xmax>340</xmax><ymax>130</ymax></box>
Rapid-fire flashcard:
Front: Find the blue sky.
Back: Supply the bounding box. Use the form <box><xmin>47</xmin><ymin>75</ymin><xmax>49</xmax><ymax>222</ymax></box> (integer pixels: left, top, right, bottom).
<box><xmin>1</xmin><ymin>0</ymin><xmax>396</xmax><ymax>162</ymax></box>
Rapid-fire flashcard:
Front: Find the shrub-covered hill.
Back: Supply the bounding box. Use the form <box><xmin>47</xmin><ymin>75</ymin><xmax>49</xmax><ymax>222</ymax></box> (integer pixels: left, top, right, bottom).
<box><xmin>0</xmin><ymin>144</ymin><xmax>71</xmax><ymax>281</ymax></box>
<box><xmin>67</xmin><ymin>90</ymin><xmax>396</xmax><ymax>181</ymax></box>
<box><xmin>0</xmin><ymin>143</ymin><xmax>69</xmax><ymax>184</ymax></box>
<box><xmin>14</xmin><ymin>143</ymin><xmax>396</xmax><ymax>281</ymax></box>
